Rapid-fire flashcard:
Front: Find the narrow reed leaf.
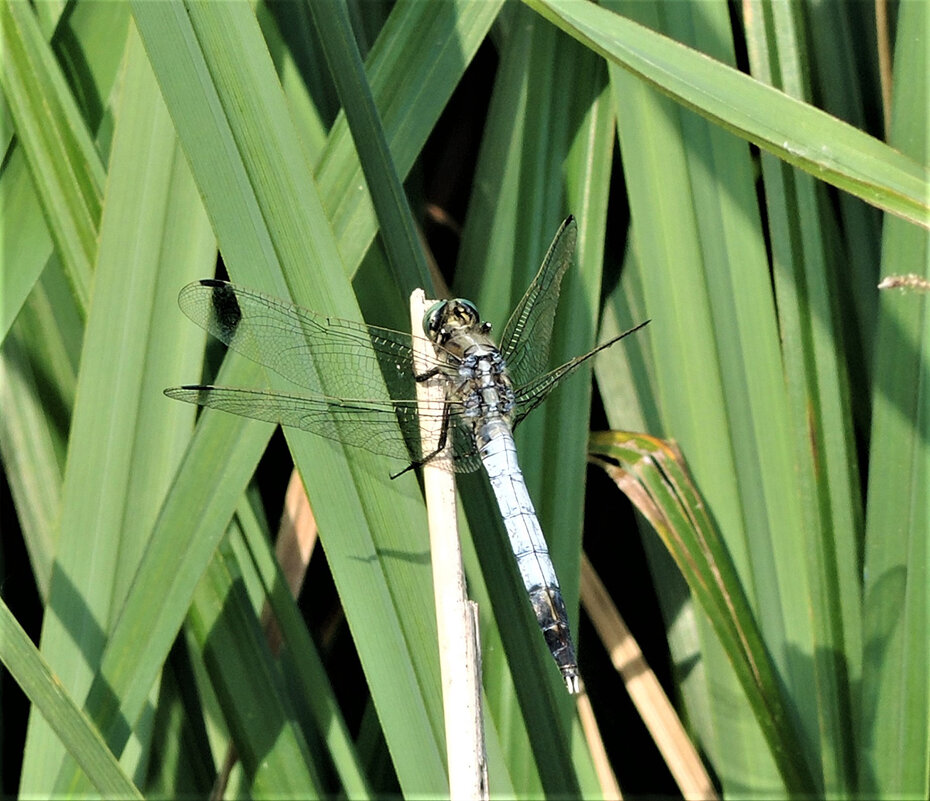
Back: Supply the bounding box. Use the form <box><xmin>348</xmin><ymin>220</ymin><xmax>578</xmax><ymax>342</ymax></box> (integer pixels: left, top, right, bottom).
<box><xmin>860</xmin><ymin>1</ymin><xmax>930</xmax><ymax>795</ymax></box>
<box><xmin>0</xmin><ymin>599</ymin><xmax>142</xmax><ymax>799</ymax></box>
<box><xmin>523</xmin><ymin>0</ymin><xmax>930</xmax><ymax>227</ymax></box>
<box><xmin>0</xmin><ymin>0</ymin><xmax>103</xmax><ymax>312</ymax></box>
<box><xmin>24</xmin><ymin>23</ymin><xmax>216</xmax><ymax>794</ymax></box>
<box><xmin>306</xmin><ymin>1</ymin><xmax>431</xmax><ymax>294</ymax></box>
<box><xmin>589</xmin><ymin>431</ymin><xmax>817</xmax><ymax>793</ymax></box>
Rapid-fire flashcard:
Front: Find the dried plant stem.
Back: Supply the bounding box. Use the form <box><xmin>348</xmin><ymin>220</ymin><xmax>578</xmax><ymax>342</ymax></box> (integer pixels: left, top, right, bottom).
<box><xmin>410</xmin><ymin>289</ymin><xmax>487</xmax><ymax>801</ymax></box>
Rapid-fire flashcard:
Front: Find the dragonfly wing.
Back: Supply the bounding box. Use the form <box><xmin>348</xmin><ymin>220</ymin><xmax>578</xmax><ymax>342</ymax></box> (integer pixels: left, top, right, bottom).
<box><xmin>511</xmin><ymin>319</ymin><xmax>650</xmax><ymax>427</ymax></box>
<box><xmin>165</xmin><ymin>385</ymin><xmax>485</xmax><ymax>472</ymax></box>
<box><xmin>498</xmin><ymin>217</ymin><xmax>577</xmax><ymax>388</ymax></box>
<box><xmin>177</xmin><ymin>280</ymin><xmax>448</xmax><ymax>403</ymax></box>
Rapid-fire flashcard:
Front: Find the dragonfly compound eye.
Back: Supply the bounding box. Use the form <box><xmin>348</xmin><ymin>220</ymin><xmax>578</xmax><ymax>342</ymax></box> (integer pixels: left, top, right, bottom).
<box><xmin>423</xmin><ymin>301</ymin><xmax>448</xmax><ymax>338</ymax></box>
<box><xmin>424</xmin><ymin>299</ymin><xmax>481</xmax><ymax>342</ymax></box>
<box><xmin>454</xmin><ymin>299</ymin><xmax>479</xmax><ymax>324</ymax></box>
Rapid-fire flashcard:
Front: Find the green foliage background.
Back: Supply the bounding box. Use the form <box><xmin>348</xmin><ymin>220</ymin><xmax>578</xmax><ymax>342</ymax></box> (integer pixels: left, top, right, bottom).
<box><xmin>0</xmin><ymin>0</ymin><xmax>927</xmax><ymax>798</ymax></box>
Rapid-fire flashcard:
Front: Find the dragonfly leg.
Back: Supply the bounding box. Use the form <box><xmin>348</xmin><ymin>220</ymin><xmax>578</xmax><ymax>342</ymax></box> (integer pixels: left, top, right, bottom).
<box><xmin>388</xmin><ymin>401</ymin><xmax>453</xmax><ymax>480</ymax></box>
<box><xmin>413</xmin><ymin>365</ymin><xmax>444</xmax><ymax>382</ymax></box>
<box><xmin>389</xmin><ymin>463</ymin><xmax>417</xmax><ymax>480</ymax></box>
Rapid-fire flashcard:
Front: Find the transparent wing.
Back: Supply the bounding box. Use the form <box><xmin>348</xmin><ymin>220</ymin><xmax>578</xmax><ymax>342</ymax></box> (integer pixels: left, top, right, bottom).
<box><xmin>164</xmin><ymin>385</ymin><xmax>485</xmax><ymax>473</ymax></box>
<box><xmin>498</xmin><ymin>216</ymin><xmax>577</xmax><ymax>388</ymax></box>
<box><xmin>511</xmin><ymin>320</ymin><xmax>650</xmax><ymax>427</ymax></box>
<box><xmin>171</xmin><ymin>280</ymin><xmax>486</xmax><ymax>470</ymax></box>
<box><xmin>177</xmin><ymin>279</ymin><xmax>452</xmax><ymax>404</ymax></box>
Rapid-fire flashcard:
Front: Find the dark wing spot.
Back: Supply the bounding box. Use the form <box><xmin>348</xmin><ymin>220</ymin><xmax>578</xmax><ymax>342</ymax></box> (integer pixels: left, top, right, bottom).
<box><xmin>205</xmin><ymin>280</ymin><xmax>242</xmax><ymax>339</ymax></box>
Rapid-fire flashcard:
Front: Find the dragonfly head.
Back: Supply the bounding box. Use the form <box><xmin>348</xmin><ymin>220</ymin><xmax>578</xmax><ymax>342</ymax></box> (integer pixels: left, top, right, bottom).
<box><xmin>423</xmin><ymin>298</ymin><xmax>481</xmax><ymax>345</ymax></box>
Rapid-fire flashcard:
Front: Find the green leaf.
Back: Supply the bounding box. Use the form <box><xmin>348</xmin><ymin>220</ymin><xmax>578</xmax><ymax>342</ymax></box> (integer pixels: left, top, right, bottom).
<box><xmin>598</xmin><ymin>1</ymin><xmax>857</xmax><ymax>793</ymax></box>
<box><xmin>744</xmin><ymin>1</ymin><xmax>863</xmax><ymax>791</ymax></box>
<box><xmin>0</xmin><ymin>151</ymin><xmax>54</xmax><ymax>342</ymax></box>
<box><xmin>0</xmin><ymin>598</ymin><xmax>141</xmax><ymax>799</ymax></box>
<box><xmin>233</xmin><ymin>495</ymin><xmax>373</xmax><ymax>798</ymax></box>
<box><xmin>22</xmin><ymin>21</ymin><xmax>215</xmax><ymax>794</ymax></box>
<box><xmin>0</xmin><ymin>263</ymin><xmax>79</xmax><ymax>596</ymax></box>
<box><xmin>130</xmin><ymin>2</ymin><xmax>449</xmax><ymax>793</ymax></box>
<box><xmin>306</xmin><ymin>0</ymin><xmax>431</xmax><ymax>294</ymax></box>
<box><xmin>187</xmin><ymin>538</ymin><xmax>324</xmax><ymax>797</ymax></box>
<box><xmin>0</xmin><ymin>1</ymin><xmax>129</xmax><ymax>341</ymax></box>
<box><xmin>860</xmin><ymin>1</ymin><xmax>930</xmax><ymax>796</ymax></box>
<box><xmin>589</xmin><ymin>431</ymin><xmax>817</xmax><ymax>793</ymax></box>
<box><xmin>0</xmin><ymin>0</ymin><xmax>105</xmax><ymax>313</ymax></box>
<box><xmin>52</xmin><ymin>357</ymin><xmax>276</xmax><ymax>797</ymax></box>
<box><xmin>315</xmin><ymin>0</ymin><xmax>503</xmax><ymax>273</ymax></box>
<box><xmin>523</xmin><ymin>0</ymin><xmax>930</xmax><ymax>228</ymax></box>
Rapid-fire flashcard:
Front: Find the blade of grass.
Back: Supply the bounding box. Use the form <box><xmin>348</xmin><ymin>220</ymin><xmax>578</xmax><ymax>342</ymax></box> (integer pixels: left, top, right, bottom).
<box><xmin>0</xmin><ymin>0</ymin><xmax>103</xmax><ymax>313</ymax></box>
<box><xmin>602</xmin><ymin>1</ymin><xmax>824</xmax><ymax>792</ymax></box>
<box><xmin>595</xmin><ymin>236</ymin><xmax>716</xmax><ymax>768</ymax></box>
<box><xmin>522</xmin><ymin>0</ymin><xmax>930</xmax><ymax>228</ymax></box>
<box><xmin>51</xmin><ymin>357</ymin><xmax>276</xmax><ymax>797</ymax></box>
<box><xmin>130</xmin><ymin>2</ymin><xmax>449</xmax><ymax>793</ymax></box>
<box><xmin>0</xmin><ymin>2</ymin><xmax>129</xmax><ymax>341</ymax></box>
<box><xmin>860</xmin><ymin>1</ymin><xmax>930</xmax><ymax>795</ymax></box>
<box><xmin>589</xmin><ymin>432</ymin><xmax>816</xmax><ymax>793</ymax></box>
<box><xmin>0</xmin><ymin>598</ymin><xmax>142</xmax><ymax>799</ymax></box>
<box><xmin>594</xmin><ymin>237</ymin><xmax>660</xmax><ymax>436</ymax></box>
<box><xmin>579</xmin><ymin>553</ymin><xmax>717</xmax><ymax>800</ymax></box>
<box><xmin>0</xmin><ymin>151</ymin><xmax>54</xmax><ymax>341</ymax></box>
<box><xmin>799</xmin><ymin>2</ymin><xmax>883</xmax><ymax>392</ymax></box>
<box><xmin>142</xmin><ymin>643</ymin><xmax>217</xmax><ymax>797</ymax></box>
<box><xmin>743</xmin><ymin>2</ymin><xmax>863</xmax><ymax>792</ymax></box>
<box><xmin>551</xmin><ymin>53</ymin><xmax>615</xmax><ymax>604</ymax></box>
<box><xmin>186</xmin><ymin>537</ymin><xmax>324</xmax><ymax>797</ymax></box>
<box><xmin>306</xmin><ymin>0</ymin><xmax>431</xmax><ymax>295</ymax></box>
<box><xmin>0</xmin><ymin>324</ymin><xmax>62</xmax><ymax>589</ymax></box>
<box><xmin>315</xmin><ymin>0</ymin><xmax>503</xmax><ymax>274</ymax></box>
<box><xmin>1</xmin><ymin>4</ymin><xmax>130</xmax><ymax>599</ymax></box>
<box><xmin>0</xmin><ymin>261</ymin><xmax>80</xmax><ymax>596</ymax></box>
<box><xmin>257</xmin><ymin>4</ymin><xmax>328</xmax><ymax>162</ymax></box>
<box><xmin>234</xmin><ymin>487</ymin><xmax>373</xmax><ymax>798</ymax></box>
<box><xmin>22</xmin><ymin>20</ymin><xmax>216</xmax><ymax>793</ymax></box>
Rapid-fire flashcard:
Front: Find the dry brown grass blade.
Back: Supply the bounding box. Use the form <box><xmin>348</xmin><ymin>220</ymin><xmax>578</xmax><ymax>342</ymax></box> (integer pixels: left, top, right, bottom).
<box><xmin>261</xmin><ymin>470</ymin><xmax>319</xmax><ymax>655</ymax></box>
<box><xmin>580</xmin><ymin>553</ymin><xmax>718</xmax><ymax>800</ymax></box>
<box><xmin>576</xmin><ymin>689</ymin><xmax>624</xmax><ymax>799</ymax></box>
<box><xmin>587</xmin><ymin>431</ymin><xmax>817</xmax><ymax>793</ymax></box>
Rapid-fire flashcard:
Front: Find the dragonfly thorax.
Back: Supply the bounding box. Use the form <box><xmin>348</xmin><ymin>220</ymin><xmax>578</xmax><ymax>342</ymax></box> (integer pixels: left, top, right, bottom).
<box><xmin>456</xmin><ymin>346</ymin><xmax>515</xmax><ymax>424</ymax></box>
<box><xmin>424</xmin><ymin>299</ymin><xmax>515</xmax><ymax>424</ymax></box>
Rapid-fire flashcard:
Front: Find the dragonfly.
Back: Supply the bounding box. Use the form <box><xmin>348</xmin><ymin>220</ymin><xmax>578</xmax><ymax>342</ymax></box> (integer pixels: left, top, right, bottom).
<box><xmin>165</xmin><ymin>216</ymin><xmax>647</xmax><ymax>694</ymax></box>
